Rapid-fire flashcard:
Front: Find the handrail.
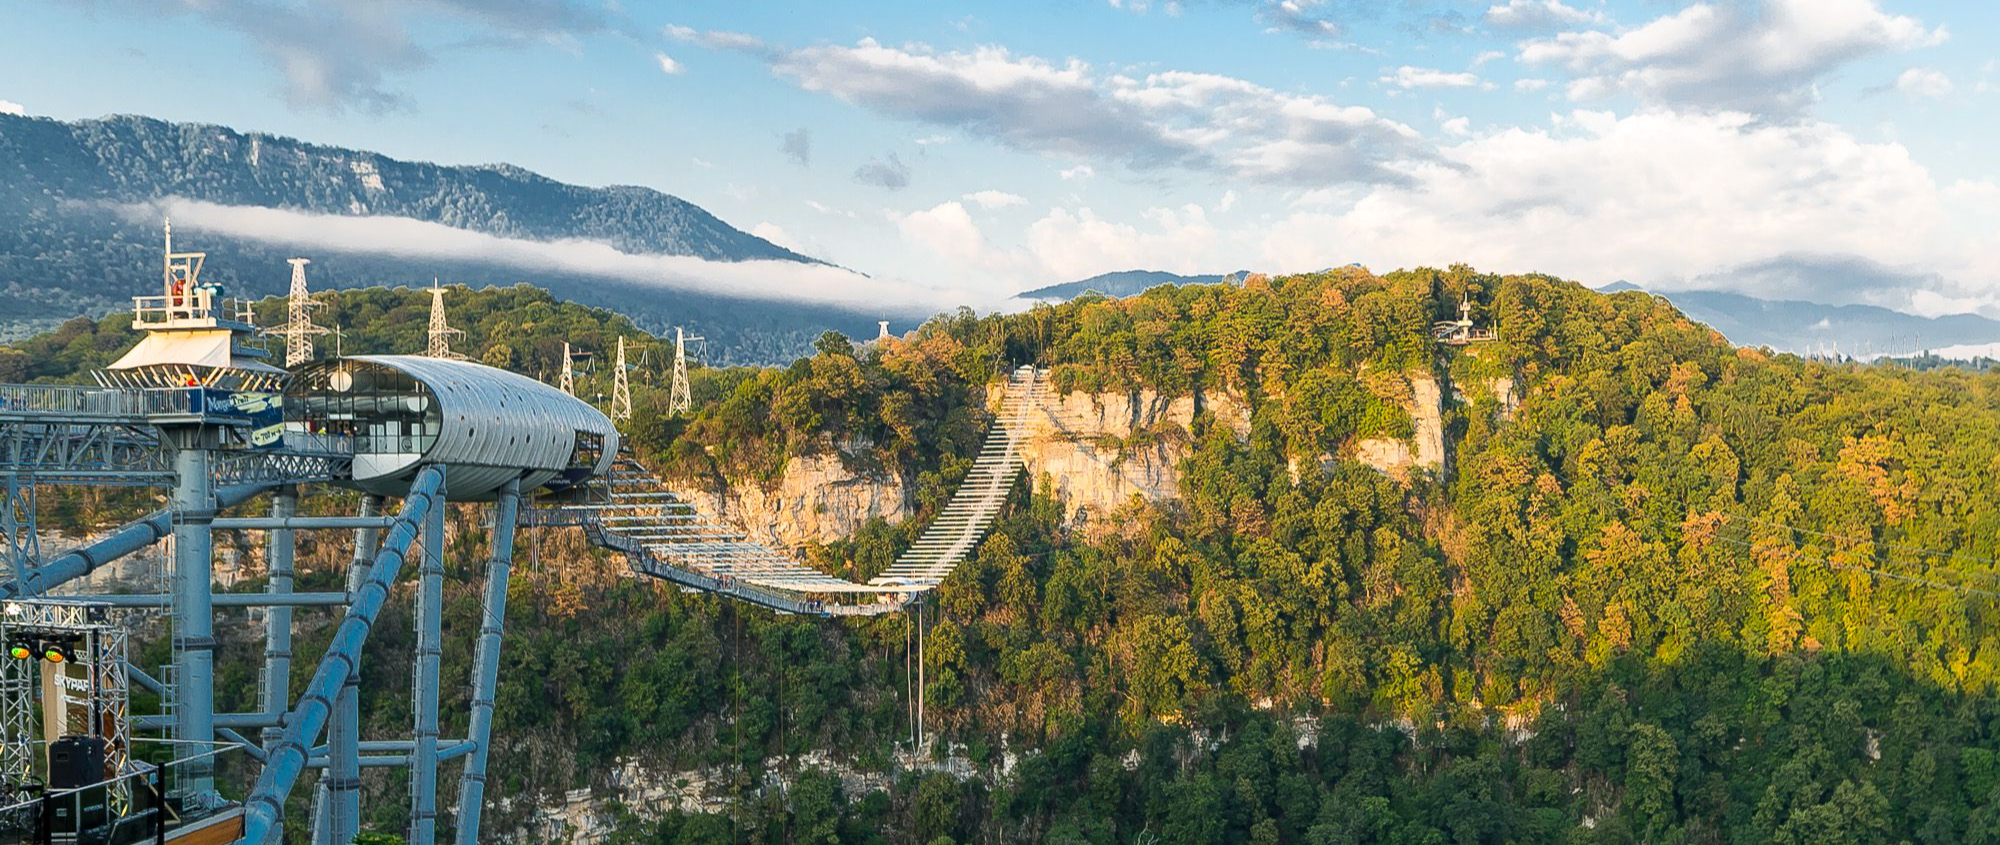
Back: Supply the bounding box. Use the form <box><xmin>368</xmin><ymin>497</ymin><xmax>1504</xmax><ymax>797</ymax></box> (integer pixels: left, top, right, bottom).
<box><xmin>0</xmin><ymin>384</ymin><xmax>193</xmax><ymax>420</ymax></box>
<box><xmin>0</xmin><ymin>740</ymin><xmax>244</xmax><ymax>816</ymax></box>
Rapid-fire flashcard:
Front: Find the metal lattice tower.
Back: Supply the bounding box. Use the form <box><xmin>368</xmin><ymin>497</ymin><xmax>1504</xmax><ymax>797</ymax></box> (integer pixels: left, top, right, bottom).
<box><xmin>270</xmin><ymin>258</ymin><xmax>328</xmax><ymax>367</ymax></box>
<box><xmin>559</xmin><ymin>342</ymin><xmax>576</xmax><ymax>395</ymax></box>
<box><xmin>669</xmin><ymin>327</ymin><xmax>703</xmax><ymax>416</ymax></box>
<box><xmin>612</xmin><ymin>336</ymin><xmax>633</xmax><ymax>422</ymax></box>
<box><xmin>425</xmin><ymin>279</ymin><xmax>465</xmax><ymax>359</ymax></box>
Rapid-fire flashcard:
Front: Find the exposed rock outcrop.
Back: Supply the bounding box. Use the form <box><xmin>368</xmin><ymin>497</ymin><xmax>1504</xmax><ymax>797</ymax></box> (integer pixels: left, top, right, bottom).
<box><xmin>681</xmin><ymin>450</ymin><xmax>910</xmax><ymax>550</ymax></box>
<box><xmin>1351</xmin><ymin>373</ymin><xmax>1445</xmax><ymax>482</ymax></box>
<box><xmin>1008</xmin><ymin>385</ymin><xmax>1251</xmax><ymax>526</ymax></box>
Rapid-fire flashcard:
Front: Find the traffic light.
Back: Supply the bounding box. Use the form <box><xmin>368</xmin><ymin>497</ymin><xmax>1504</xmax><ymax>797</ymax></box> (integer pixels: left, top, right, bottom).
<box><xmin>40</xmin><ymin>642</ymin><xmax>73</xmax><ymax>664</ymax></box>
<box><xmin>6</xmin><ymin>639</ymin><xmax>32</xmax><ymax>660</ymax></box>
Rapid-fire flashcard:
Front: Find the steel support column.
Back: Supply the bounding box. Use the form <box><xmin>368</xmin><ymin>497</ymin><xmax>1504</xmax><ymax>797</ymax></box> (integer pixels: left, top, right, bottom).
<box><xmin>318</xmin><ymin>493</ymin><xmax>384</xmax><ymax>845</ymax></box>
<box><xmin>409</xmin><ymin>480</ymin><xmax>448</xmax><ymax>845</ymax></box>
<box><xmin>454</xmin><ymin>477</ymin><xmax>518</xmax><ymax>845</ymax></box>
<box><xmin>262</xmin><ymin>485</ymin><xmax>297</xmax><ymax>833</ymax></box>
<box><xmin>241</xmin><ymin>467</ymin><xmax>443</xmax><ymax>845</ymax></box>
<box><xmin>169</xmin><ymin>435</ymin><xmax>216</xmax><ymax>803</ymax></box>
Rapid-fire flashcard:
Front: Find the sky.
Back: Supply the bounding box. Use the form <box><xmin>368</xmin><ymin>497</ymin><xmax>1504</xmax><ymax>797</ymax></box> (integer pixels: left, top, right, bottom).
<box><xmin>1</xmin><ymin>0</ymin><xmax>1996</xmax><ymax>316</ymax></box>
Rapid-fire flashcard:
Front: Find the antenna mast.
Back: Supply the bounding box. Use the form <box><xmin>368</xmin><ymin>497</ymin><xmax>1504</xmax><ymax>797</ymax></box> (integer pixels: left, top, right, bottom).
<box><xmin>272</xmin><ymin>258</ymin><xmax>327</xmax><ymax>367</ymax></box>
<box><xmin>669</xmin><ymin>327</ymin><xmax>703</xmax><ymax>416</ymax></box>
<box><xmin>559</xmin><ymin>342</ymin><xmax>575</xmax><ymax>395</ymax></box>
<box><xmin>612</xmin><ymin>336</ymin><xmax>633</xmax><ymax>422</ymax></box>
<box><xmin>425</xmin><ymin>279</ymin><xmax>465</xmax><ymax>359</ymax></box>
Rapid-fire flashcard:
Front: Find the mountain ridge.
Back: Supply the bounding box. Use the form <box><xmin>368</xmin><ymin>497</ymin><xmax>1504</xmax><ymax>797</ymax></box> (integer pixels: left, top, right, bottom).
<box><xmin>0</xmin><ymin>112</ymin><xmax>881</xmax><ymax>362</ymax></box>
<box><xmin>1017</xmin><ymin>268</ymin><xmax>1248</xmax><ymax>300</ymax></box>
<box><xmin>1600</xmin><ymin>281</ymin><xmax>2000</xmax><ymax>355</ymax></box>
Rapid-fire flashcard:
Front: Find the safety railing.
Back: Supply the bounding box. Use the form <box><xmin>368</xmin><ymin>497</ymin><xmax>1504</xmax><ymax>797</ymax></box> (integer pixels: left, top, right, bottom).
<box><xmin>0</xmin><ymin>385</ymin><xmax>284</xmax><ymax>424</ymax></box>
<box><xmin>0</xmin><ymin>386</ymin><xmax>188</xmax><ymax>422</ymax></box>
<box><xmin>0</xmin><ymin>739</ymin><xmax>244</xmax><ymax>845</ymax></box>
<box><xmin>130</xmin><ymin>294</ymin><xmax>254</xmax><ymax>330</ymax></box>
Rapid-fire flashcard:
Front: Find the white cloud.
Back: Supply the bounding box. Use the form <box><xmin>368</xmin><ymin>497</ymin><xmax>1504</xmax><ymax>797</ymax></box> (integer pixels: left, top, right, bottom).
<box><xmin>1894</xmin><ymin>67</ymin><xmax>1952</xmax><ymax>99</ymax></box>
<box><xmin>898</xmin><ymin>201</ymin><xmax>989</xmax><ymax>264</ymax></box>
<box><xmin>1060</xmin><ymin>164</ymin><xmax>1096</xmax><ymax>181</ymax></box>
<box><xmin>964</xmin><ymin>189</ymin><xmax>1028</xmax><ymax>209</ymax></box>
<box><xmin>1519</xmin><ymin>0</ymin><xmax>1945</xmax><ymax>114</ymax></box>
<box><xmin>1514</xmin><ymin>78</ymin><xmax>1551</xmax><ymax>91</ymax></box>
<box><xmin>714</xmin><ymin>37</ymin><xmax>1427</xmax><ymax>186</ymax></box>
<box><xmin>119</xmin><ymin>197</ymin><xmax>979</xmax><ymax>311</ymax></box>
<box><xmin>1260</xmin><ymin>0</ymin><xmax>1341</xmax><ymax>38</ymax></box>
<box><xmin>1441</xmin><ymin>116</ymin><xmax>1472</xmax><ymax>135</ymax></box>
<box><xmin>664</xmin><ymin>25</ymin><xmax>764</xmax><ymax>52</ymax></box>
<box><xmin>0</xmin><ymin>100</ymin><xmax>23</xmax><ymax>116</ymax></box>
<box><xmin>1384</xmin><ymin>66</ymin><xmax>1482</xmax><ymax>89</ymax></box>
<box><xmin>1471</xmin><ymin>50</ymin><xmax>1507</xmax><ymax>67</ymax></box>
<box><xmin>1484</xmin><ymin>0</ymin><xmax>1604</xmax><ymax>30</ymax></box>
<box><xmin>1219</xmin><ymin>189</ymin><xmax>1238</xmax><ymax>212</ymax></box>
<box><xmin>749</xmin><ymin>222</ymin><xmax>797</xmax><ymax>251</ymax></box>
<box><xmin>139</xmin><ymin>0</ymin><xmax>622</xmax><ymax>114</ymax></box>
<box><xmin>653</xmin><ymin>52</ymin><xmax>683</xmax><ymax>75</ymax></box>
<box><xmin>1026</xmin><ymin>204</ymin><xmax>1218</xmax><ymax>281</ymax></box>
<box><xmin>1257</xmin><ymin>109</ymin><xmax>1985</xmax><ymax>314</ymax></box>
<box><xmin>805</xmin><ymin>199</ymin><xmax>856</xmax><ymax>218</ymax></box>
<box><xmin>690</xmin><ymin>157</ymin><xmax>715</xmax><ymax>169</ymax></box>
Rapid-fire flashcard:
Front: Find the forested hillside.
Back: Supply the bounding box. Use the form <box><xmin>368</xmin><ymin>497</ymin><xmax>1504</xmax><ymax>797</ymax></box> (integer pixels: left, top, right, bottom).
<box><xmin>592</xmin><ymin>266</ymin><xmax>2000</xmax><ymax>845</ymax></box>
<box><xmin>19</xmin><ymin>267</ymin><xmax>2000</xmax><ymax>844</ymax></box>
<box><xmin>0</xmin><ymin>112</ymin><xmax>882</xmax><ymax>361</ymax></box>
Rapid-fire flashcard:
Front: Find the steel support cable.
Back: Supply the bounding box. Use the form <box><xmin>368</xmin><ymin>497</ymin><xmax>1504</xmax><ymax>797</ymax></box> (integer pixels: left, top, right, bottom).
<box><xmin>239</xmin><ymin>465</ymin><xmax>445</xmax><ymax>845</ymax></box>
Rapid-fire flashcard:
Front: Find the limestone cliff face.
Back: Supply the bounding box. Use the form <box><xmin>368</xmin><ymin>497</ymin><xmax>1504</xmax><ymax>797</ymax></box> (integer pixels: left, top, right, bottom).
<box><xmin>682</xmin><ymin>450</ymin><xmax>910</xmax><ymax>550</ymax></box>
<box><xmin>677</xmin><ymin>380</ymin><xmax>1254</xmax><ymax>543</ymax></box>
<box><xmin>1006</xmin><ymin>384</ymin><xmax>1251</xmax><ymax>526</ymax></box>
<box><xmin>1351</xmin><ymin>373</ymin><xmax>1446</xmax><ymax>482</ymax></box>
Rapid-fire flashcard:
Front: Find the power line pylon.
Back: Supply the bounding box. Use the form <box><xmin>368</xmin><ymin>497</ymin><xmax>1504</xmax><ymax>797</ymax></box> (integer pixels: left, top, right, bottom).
<box><xmin>669</xmin><ymin>327</ymin><xmax>704</xmax><ymax>416</ymax></box>
<box><xmin>425</xmin><ymin>279</ymin><xmax>465</xmax><ymax>359</ymax></box>
<box><xmin>559</xmin><ymin>342</ymin><xmax>575</xmax><ymax>395</ymax></box>
<box><xmin>270</xmin><ymin>258</ymin><xmax>327</xmax><ymax>367</ymax></box>
<box><xmin>612</xmin><ymin>336</ymin><xmax>633</xmax><ymax>422</ymax></box>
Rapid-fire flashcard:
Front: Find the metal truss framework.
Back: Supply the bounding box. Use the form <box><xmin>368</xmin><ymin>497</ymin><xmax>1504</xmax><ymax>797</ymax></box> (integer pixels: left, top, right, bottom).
<box><xmin>0</xmin><ymin>363</ymin><xmax>1045</xmax><ymax>841</ymax></box>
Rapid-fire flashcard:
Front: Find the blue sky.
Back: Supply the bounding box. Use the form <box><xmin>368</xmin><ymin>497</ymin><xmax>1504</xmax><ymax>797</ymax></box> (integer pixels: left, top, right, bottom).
<box><xmin>2</xmin><ymin>0</ymin><xmax>1995</xmax><ymax>315</ymax></box>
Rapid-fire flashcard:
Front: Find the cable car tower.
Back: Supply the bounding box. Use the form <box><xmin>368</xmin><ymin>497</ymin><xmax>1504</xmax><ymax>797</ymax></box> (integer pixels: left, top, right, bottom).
<box><xmin>612</xmin><ymin>336</ymin><xmax>633</xmax><ymax>422</ymax></box>
<box><xmin>559</xmin><ymin>342</ymin><xmax>576</xmax><ymax>396</ymax></box>
<box><xmin>266</xmin><ymin>258</ymin><xmax>328</xmax><ymax>368</ymax></box>
<box><xmin>425</xmin><ymin>280</ymin><xmax>466</xmax><ymax>360</ymax></box>
<box><xmin>668</xmin><ymin>327</ymin><xmax>704</xmax><ymax>416</ymax></box>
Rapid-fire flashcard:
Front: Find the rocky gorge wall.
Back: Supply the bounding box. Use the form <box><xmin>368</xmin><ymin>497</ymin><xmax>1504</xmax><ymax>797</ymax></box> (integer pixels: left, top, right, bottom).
<box><xmin>678</xmin><ymin>449</ymin><xmax>913</xmax><ymax>551</ymax></box>
<box><xmin>675</xmin><ymin>369</ymin><xmax>1474</xmax><ymax>548</ymax></box>
<box><xmin>1009</xmin><ymin>384</ymin><xmax>1250</xmax><ymax>530</ymax></box>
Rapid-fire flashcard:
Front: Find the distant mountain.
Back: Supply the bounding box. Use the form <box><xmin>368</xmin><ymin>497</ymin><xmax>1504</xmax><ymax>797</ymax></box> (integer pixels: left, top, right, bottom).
<box><xmin>1019</xmin><ymin>269</ymin><xmax>1247</xmax><ymax>301</ymax></box>
<box><xmin>1599</xmin><ymin>282</ymin><xmax>2000</xmax><ymax>356</ymax></box>
<box><xmin>0</xmin><ymin>112</ymin><xmax>885</xmax><ymax>362</ymax></box>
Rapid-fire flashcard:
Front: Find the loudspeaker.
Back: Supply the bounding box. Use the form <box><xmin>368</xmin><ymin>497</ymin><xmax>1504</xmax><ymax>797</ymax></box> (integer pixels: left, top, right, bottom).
<box><xmin>48</xmin><ymin>735</ymin><xmax>106</xmax><ymax>789</ymax></box>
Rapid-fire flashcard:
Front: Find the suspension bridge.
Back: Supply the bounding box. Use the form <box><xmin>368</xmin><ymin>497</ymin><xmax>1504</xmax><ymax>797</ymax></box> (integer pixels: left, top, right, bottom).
<box><xmin>0</xmin><ymin>227</ymin><xmax>1042</xmax><ymax>844</ymax></box>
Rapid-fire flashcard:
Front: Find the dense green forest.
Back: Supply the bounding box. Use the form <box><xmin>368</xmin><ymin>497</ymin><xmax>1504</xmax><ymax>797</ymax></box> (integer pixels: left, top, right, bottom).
<box><xmin>15</xmin><ymin>267</ymin><xmax>2000</xmax><ymax>844</ymax></box>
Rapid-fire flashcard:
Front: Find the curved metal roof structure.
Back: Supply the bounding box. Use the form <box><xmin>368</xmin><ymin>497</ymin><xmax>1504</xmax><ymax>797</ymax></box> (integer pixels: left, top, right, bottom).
<box><xmin>287</xmin><ymin>355</ymin><xmax>618</xmax><ymax>500</ymax></box>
